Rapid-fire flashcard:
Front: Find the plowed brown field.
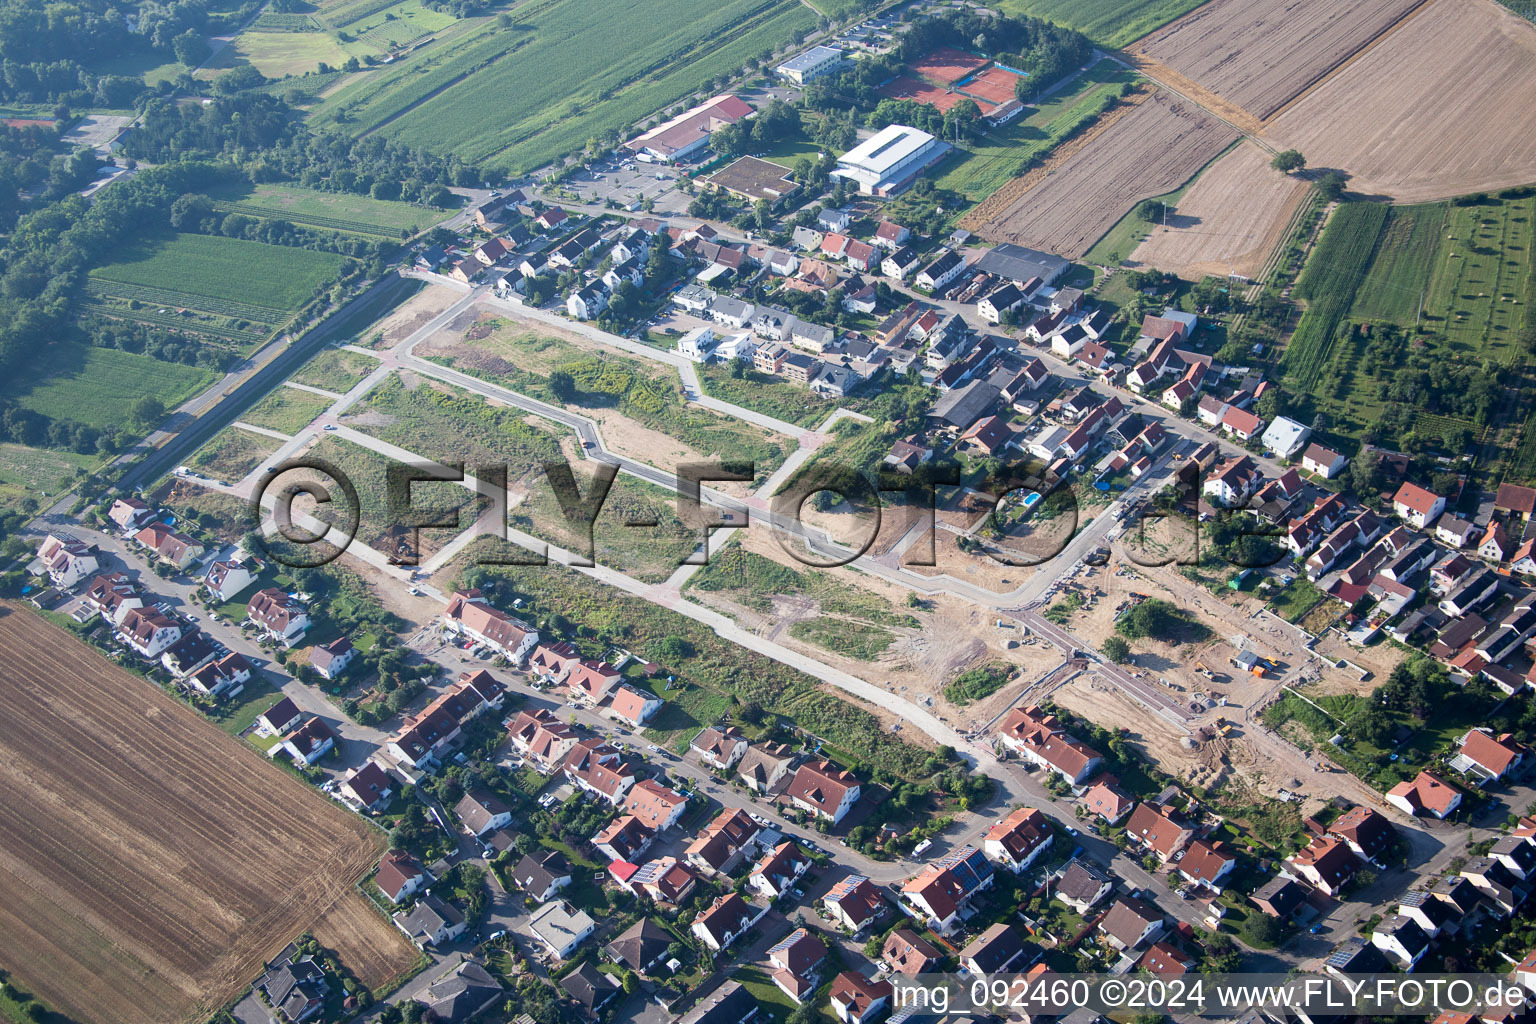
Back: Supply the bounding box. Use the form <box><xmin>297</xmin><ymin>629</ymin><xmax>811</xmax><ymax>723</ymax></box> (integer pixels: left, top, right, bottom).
<box><xmin>1130</xmin><ymin>141</ymin><xmax>1310</xmax><ymax>280</ymax></box>
<box><xmin>0</xmin><ymin>605</ymin><xmax>414</xmax><ymax>1024</ymax></box>
<box><xmin>970</xmin><ymin>91</ymin><xmax>1238</xmax><ymax>259</ymax></box>
<box><xmin>1131</xmin><ymin>0</ymin><xmax>1426</xmax><ymax>119</ymax></box>
<box><xmin>1260</xmin><ymin>0</ymin><xmax>1536</xmax><ymax>202</ymax></box>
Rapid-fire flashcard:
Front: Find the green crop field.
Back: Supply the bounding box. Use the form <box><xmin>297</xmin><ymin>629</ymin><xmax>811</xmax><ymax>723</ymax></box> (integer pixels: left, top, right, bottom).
<box><xmin>996</xmin><ymin>0</ymin><xmax>1207</xmax><ymax>47</ymax></box>
<box><xmin>933</xmin><ymin>60</ymin><xmax>1135</xmax><ymax>204</ymax></box>
<box><xmin>1423</xmin><ymin>195</ymin><xmax>1536</xmax><ymax>365</ymax></box>
<box><xmin>1349</xmin><ymin>203</ymin><xmax>1447</xmax><ymax>324</ymax></box>
<box><xmin>4</xmin><ymin>346</ymin><xmax>216</xmax><ymax>429</ymax></box>
<box><xmin>312</xmin><ymin>0</ymin><xmax>817</xmax><ymax>174</ymax></box>
<box><xmin>91</xmin><ymin>233</ymin><xmax>347</xmax><ymax>312</ymax></box>
<box><xmin>210</xmin><ymin>183</ymin><xmax>443</xmax><ymax>238</ymax></box>
<box><xmin>1282</xmin><ymin>202</ymin><xmax>1389</xmax><ymax>390</ymax></box>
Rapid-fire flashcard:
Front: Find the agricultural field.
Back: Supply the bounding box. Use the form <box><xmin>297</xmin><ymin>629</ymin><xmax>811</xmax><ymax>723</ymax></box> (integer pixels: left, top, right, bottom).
<box><xmin>5</xmin><ymin>346</ymin><xmax>215</xmax><ymax>430</ymax></box>
<box><xmin>1260</xmin><ymin>0</ymin><xmax>1536</xmax><ymax>202</ymax></box>
<box><xmin>290</xmin><ymin>346</ymin><xmax>381</xmax><ymax>392</ymax></box>
<box><xmin>997</xmin><ymin>0</ymin><xmax>1207</xmax><ymax>47</ymax></box>
<box><xmin>1133</xmin><ymin>0</ymin><xmax>1424</xmax><ymax>119</ymax></box>
<box><xmin>209</xmin><ymin>182</ymin><xmax>443</xmax><ymax>239</ymax></box>
<box><xmin>1349</xmin><ymin>204</ymin><xmax>1447</xmax><ymax>323</ymax></box>
<box><xmin>0</xmin><ymin>444</ymin><xmax>100</xmax><ymax>514</ymax></box>
<box><xmin>87</xmin><ymin>234</ymin><xmax>347</xmax><ymax>356</ymax></box>
<box><xmin>323</xmin><ymin>0</ymin><xmax>456</xmax><ymax>49</ymax></box>
<box><xmin>966</xmin><ymin>91</ymin><xmax>1237</xmax><ymax>259</ymax></box>
<box><xmin>200</xmin><ymin>25</ymin><xmax>366</xmax><ymax>80</ymax></box>
<box><xmin>0</xmin><ymin>606</ymin><xmax>414</xmax><ymax>1024</ymax></box>
<box><xmin>239</xmin><ymin>385</ymin><xmax>335</xmax><ymax>435</ymax></box>
<box><xmin>1281</xmin><ymin>202</ymin><xmax>1389</xmax><ymax>391</ymax></box>
<box><xmin>311</xmin><ymin>0</ymin><xmax>817</xmax><ymax>173</ymax></box>
<box><xmin>932</xmin><ymin>60</ymin><xmax>1136</xmax><ymax>204</ymax></box>
<box><xmin>1128</xmin><ymin>141</ymin><xmax>1311</xmax><ymax>279</ymax></box>
<box><xmin>189</xmin><ymin>426</ymin><xmax>286</xmax><ymax>485</ymax></box>
<box><xmin>1422</xmin><ymin>195</ymin><xmax>1536</xmax><ymax>365</ymax></box>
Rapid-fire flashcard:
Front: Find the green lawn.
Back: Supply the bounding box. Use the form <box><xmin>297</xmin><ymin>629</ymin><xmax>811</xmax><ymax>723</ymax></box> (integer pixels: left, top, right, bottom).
<box><xmin>90</xmin><ymin>233</ymin><xmax>347</xmax><ymax>312</ymax></box>
<box><xmin>209</xmin><ymin>182</ymin><xmax>443</xmax><ymax>238</ymax></box>
<box><xmin>201</xmin><ymin>27</ymin><xmax>367</xmax><ymax>80</ymax></box>
<box><xmin>0</xmin><ymin>443</ymin><xmax>101</xmax><ymax>513</ymax></box>
<box><xmin>311</xmin><ymin>0</ymin><xmax>817</xmax><ymax>173</ymax></box>
<box><xmin>932</xmin><ymin>60</ymin><xmax>1135</xmax><ymax>204</ymax></box>
<box><xmin>997</xmin><ymin>0</ymin><xmax>1207</xmax><ymax>47</ymax></box>
<box><xmin>239</xmin><ymin>386</ymin><xmax>334</xmax><ymax>435</ymax></box>
<box><xmin>756</xmin><ymin>129</ymin><xmax>838</xmax><ymax>170</ymax></box>
<box><xmin>5</xmin><ymin>346</ymin><xmax>215</xmax><ymax>430</ymax></box>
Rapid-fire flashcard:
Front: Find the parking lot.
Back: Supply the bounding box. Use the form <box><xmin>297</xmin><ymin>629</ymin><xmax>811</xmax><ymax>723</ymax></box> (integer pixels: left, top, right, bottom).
<box><xmin>556</xmin><ymin>159</ymin><xmax>691</xmax><ymax>213</ymax></box>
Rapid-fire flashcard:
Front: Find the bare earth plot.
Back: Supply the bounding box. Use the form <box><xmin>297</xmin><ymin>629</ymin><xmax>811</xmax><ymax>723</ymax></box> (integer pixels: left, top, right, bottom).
<box><xmin>1131</xmin><ymin>0</ymin><xmax>1426</xmax><ymax>120</ymax></box>
<box><xmin>1130</xmin><ymin>140</ymin><xmax>1310</xmax><ymax>279</ymax></box>
<box><xmin>1261</xmin><ymin>0</ymin><xmax>1536</xmax><ymax>202</ymax></box>
<box><xmin>970</xmin><ymin>91</ymin><xmax>1238</xmax><ymax>259</ymax></box>
<box><xmin>0</xmin><ymin>606</ymin><xmax>413</xmax><ymax>1024</ymax></box>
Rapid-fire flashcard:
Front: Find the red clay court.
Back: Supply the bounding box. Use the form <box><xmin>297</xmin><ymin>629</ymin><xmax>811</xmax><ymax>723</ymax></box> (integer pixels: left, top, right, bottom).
<box><xmin>879</xmin><ymin>75</ymin><xmax>967</xmax><ymax>112</ymax></box>
<box><xmin>909</xmin><ymin>45</ymin><xmax>991</xmax><ymax>85</ymax></box>
<box><xmin>956</xmin><ymin>66</ymin><xmax>1026</xmax><ymax>106</ymax></box>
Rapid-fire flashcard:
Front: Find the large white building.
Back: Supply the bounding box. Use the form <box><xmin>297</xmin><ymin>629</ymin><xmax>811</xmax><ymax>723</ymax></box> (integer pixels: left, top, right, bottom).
<box><xmin>776</xmin><ymin>45</ymin><xmax>845</xmax><ymax>84</ymax></box>
<box><xmin>831</xmin><ymin>124</ymin><xmax>949</xmax><ymax>196</ymax></box>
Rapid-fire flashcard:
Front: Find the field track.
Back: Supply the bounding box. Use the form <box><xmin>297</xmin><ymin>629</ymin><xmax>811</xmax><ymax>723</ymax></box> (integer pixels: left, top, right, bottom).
<box><xmin>0</xmin><ymin>605</ymin><xmax>414</xmax><ymax>1024</ymax></box>
<box><xmin>967</xmin><ymin>90</ymin><xmax>1238</xmax><ymax>259</ymax></box>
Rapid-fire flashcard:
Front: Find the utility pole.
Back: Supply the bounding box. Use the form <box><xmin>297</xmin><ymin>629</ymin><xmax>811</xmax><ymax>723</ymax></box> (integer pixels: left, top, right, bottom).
<box><xmin>1416</xmin><ymin>287</ymin><xmax>1425</xmax><ymax>326</ymax></box>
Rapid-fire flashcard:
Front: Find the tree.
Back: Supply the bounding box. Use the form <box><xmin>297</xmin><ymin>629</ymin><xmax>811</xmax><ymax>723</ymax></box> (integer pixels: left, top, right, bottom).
<box><xmin>548</xmin><ymin>369</ymin><xmax>576</xmax><ymax>402</ymax></box>
<box><xmin>654</xmin><ymin>635</ymin><xmax>693</xmax><ymax>663</ymax></box>
<box><xmin>172</xmin><ymin>29</ymin><xmax>208</xmax><ymax>67</ymax></box>
<box><xmin>1315</xmin><ymin>170</ymin><xmax>1349</xmax><ymax>203</ymax></box>
<box><xmin>1271</xmin><ymin>150</ymin><xmax>1306</xmax><ymax>173</ymax></box>
<box><xmin>1239</xmin><ymin>910</ymin><xmax>1283</xmax><ymax>947</ymax></box>
<box><xmin>130</xmin><ymin>396</ymin><xmax>165</xmax><ymax>427</ymax></box>
<box><xmin>1101</xmin><ymin>635</ymin><xmax>1131</xmax><ymax>663</ymax></box>
<box><xmin>1136</xmin><ymin>198</ymin><xmax>1166</xmax><ymax>224</ymax></box>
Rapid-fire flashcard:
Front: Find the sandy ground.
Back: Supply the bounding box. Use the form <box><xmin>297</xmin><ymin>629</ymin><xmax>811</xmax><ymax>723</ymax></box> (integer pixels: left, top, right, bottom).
<box><xmin>1260</xmin><ymin>0</ymin><xmax>1536</xmax><ymax>202</ymax></box>
<box><xmin>1130</xmin><ymin>141</ymin><xmax>1311</xmax><ymax>280</ymax></box>
<box><xmin>969</xmin><ymin>91</ymin><xmax>1239</xmax><ymax>258</ymax></box>
<box><xmin>368</xmin><ymin>284</ymin><xmax>462</xmax><ymax>348</ymax></box>
<box><xmin>1133</xmin><ymin>0</ymin><xmax>1425</xmax><ymax>119</ymax></box>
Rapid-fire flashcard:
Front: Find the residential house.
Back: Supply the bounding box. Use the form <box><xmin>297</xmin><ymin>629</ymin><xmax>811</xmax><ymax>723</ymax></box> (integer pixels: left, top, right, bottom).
<box><xmin>609</xmin><ymin>684</ymin><xmax>663</xmax><ymax>727</ymax></box>
<box><xmin>623</xmin><ymin>856</ymin><xmax>701</xmax><ymax>905</ymax></box>
<box><xmin>981</xmin><ymin>806</ymin><xmax>1053</xmax><ymax>873</ymax></box>
<box><xmin>271</xmin><ymin>716</ymin><xmax>336</xmax><ymax>766</ymax></box>
<box><xmin>419</xmin><ymin>959</ymin><xmax>502</xmax><ymax>1023</ymax></box>
<box><xmin>528</xmin><ymin>901</ymin><xmax>595</xmax><ymax>959</ymax></box>
<box><xmin>679</xmin><ymin>982</ymin><xmax>760</xmax><ymax>1024</ymax></box>
<box><xmin>117</xmin><ymin>605</ymin><xmax>182</xmax><ymax>658</ymax></box>
<box><xmin>900</xmin><ymin>845</ymin><xmax>994</xmax><ymax>934</ymax></box>
<box><xmin>606</xmin><ymin>918</ymin><xmax>673</xmax><ymax>976</ymax></box>
<box><xmin>686</xmin><ymin>808</ymin><xmax>764</xmax><ymax>877</ymax></box>
<box><xmin>766</xmin><ymin>928</ymin><xmax>827</xmax><ymax>1004</ymax></box>
<box><xmin>1220</xmin><ymin>406</ymin><xmax>1265</xmax><ymax>443</ymax></box>
<box><xmin>339</xmin><ymin>762</ymin><xmax>395</xmax><ymax>813</ymax></box>
<box><xmin>1084</xmin><ymin>780</ymin><xmax>1134</xmax><ymax>824</ymax></box>
<box><xmin>374</xmin><ymin>849</ymin><xmax>429</xmax><ymax>904</ymax></box>
<box><xmin>1098</xmin><ymin>895</ymin><xmax>1164</xmax><ymax>950</ymax></box>
<box><xmin>1250</xmin><ymin>876</ymin><xmax>1308</xmax><ymax>919</ymax></box>
<box><xmin>560</xmin><ymin>962</ymin><xmax>618</xmax><ymax>1017</ymax></box>
<box><xmin>1450</xmin><ymin>728</ymin><xmax>1527</xmax><ymax>785</ymax></box>
<box><xmin>624</xmin><ymin>779</ymin><xmax>689</xmax><ymax>831</ymax></box>
<box><xmin>258</xmin><ymin>948</ymin><xmax>329</xmax><ymax>1023</ymax></box>
<box><xmin>1288</xmin><ymin>836</ymin><xmax>1360</xmax><ymax>897</ymax></box>
<box><xmin>1327</xmin><ymin>805</ymin><xmax>1398</xmax><ymax>865</ymax></box>
<box><xmin>882</xmin><ymin>245</ymin><xmax>922</xmax><ymax>280</ymax></box>
<box><xmin>392</xmin><ymin>894</ymin><xmax>467</xmax><ymax>949</ymax></box>
<box><xmin>390</xmin><ymin>675</ymin><xmax>506</xmax><ymax>771</ymax></box>
<box><xmin>785</xmin><ymin>760</ymin><xmax>861</xmax><ymax>825</ymax></box>
<box><xmin>567</xmin><ymin>283</ymin><xmax>608</xmax><ymax>321</ymax></box>
<box><xmin>882</xmin><ymin>928</ymin><xmax>942</xmax><ymax>976</ymax></box>
<box><xmin>748</xmin><ymin>842</ymin><xmax>811</xmax><ymax>900</ymax></box>
<box><xmin>736</xmin><ymin>742</ymin><xmax>796</xmax><ymax>793</ymax></box>
<box><xmin>37</xmin><ymin>534</ymin><xmax>97</xmax><ymax>589</ymax></box>
<box><xmin>1138</xmin><ymin>942</ymin><xmax>1195</xmax><ymax>976</ymax></box>
<box><xmin>823</xmin><ymin>875</ymin><xmax>887</xmax><ymax>936</ymax></box>
<box><xmin>441</xmin><ymin>589</ymin><xmax>539</xmax><ymax>663</ymax></box>
<box><xmin>997</xmin><ymin>706</ymin><xmax>1103</xmax><ymax>786</ymax></box>
<box><xmin>1302</xmin><ymin>443</ymin><xmax>1348</xmax><ymax>479</ymax></box>
<box><xmin>1372</xmin><ymin>915</ymin><xmax>1431</xmax><ymax>970</ymax></box>
<box><xmin>247</xmin><ymin>588</ymin><xmax>310</xmax><ymax>642</ymax></box>
<box><xmin>308</xmin><ymin>637</ymin><xmax>355</xmax><ymax>680</ymax></box>
<box><xmin>1397</xmin><ymin>889</ymin><xmax>1458</xmax><ymax>938</ymax></box>
<box><xmin>830</xmin><ymin>972</ymin><xmax>892</xmax><ymax>1024</ymax></box>
<box><xmin>134</xmin><ymin>523</ymin><xmax>204</xmax><ymax>569</ymax></box>
<box><xmin>256</xmin><ymin>696</ymin><xmax>303</xmax><ymax>738</ymax></box>
<box><xmin>1393</xmin><ymin>482</ymin><xmax>1447</xmax><ymax>529</ymax></box>
<box><xmin>1124</xmin><ymin>802</ymin><xmax>1194</xmax><ymax>863</ymax></box>
<box><xmin>566</xmin><ymin>659</ymin><xmax>621</xmax><ymax>704</ymax></box>
<box><xmin>1261</xmin><ymin>415</ymin><xmax>1311</xmax><ymax>458</ymax></box>
<box><xmin>1387</xmin><ymin>771</ymin><xmax>1463</xmax><ymax>819</ymax></box>
<box><xmin>593</xmin><ymin>814</ymin><xmax>654</xmax><ymax>863</ymax></box>
<box><xmin>562</xmin><ymin>738</ymin><xmax>638</xmax><ymax>805</ymax></box>
<box><xmin>960</xmin><ymin>923</ymin><xmax>1029</xmax><ymax>974</ymax></box>
<box><xmin>455</xmin><ymin>790</ymin><xmax>513</xmax><ymax>837</ymax></box>
<box><xmin>1178</xmin><ymin>840</ymin><xmax>1236</xmax><ymax>892</ymax></box>
<box><xmin>692</xmin><ymin>893</ymin><xmax>760</xmax><ymax>952</ymax></box>
<box><xmin>512</xmin><ymin>850</ymin><xmax>573</xmax><ymax>904</ymax></box>
<box><xmin>107</xmin><ymin>496</ymin><xmax>153</xmax><ymax>532</ymax></box>
<box><xmin>691</xmin><ymin>725</ymin><xmax>749</xmax><ymax>770</ymax></box>
<box><xmin>916</xmin><ymin>250</ymin><xmax>966</xmax><ymax>292</ymax></box>
<box><xmin>873</xmin><ymin>221</ymin><xmax>910</xmax><ymax>250</ymax></box>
